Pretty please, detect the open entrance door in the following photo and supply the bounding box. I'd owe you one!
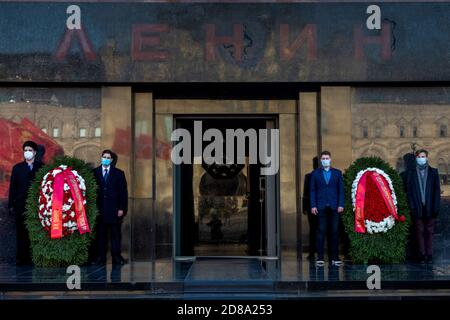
[174,117,278,258]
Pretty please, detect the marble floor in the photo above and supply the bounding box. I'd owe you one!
[3,241,450,300]
[4,252,450,285]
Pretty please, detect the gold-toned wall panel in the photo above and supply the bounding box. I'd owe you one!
[101,86,132,259]
[320,87,352,170]
[154,114,174,257]
[279,114,298,248]
[131,92,155,260]
[134,92,154,199]
[101,86,133,193]
[299,92,318,249]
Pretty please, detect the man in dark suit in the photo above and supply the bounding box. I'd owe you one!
[8,140,44,265]
[406,149,440,264]
[310,151,345,267]
[93,149,128,265]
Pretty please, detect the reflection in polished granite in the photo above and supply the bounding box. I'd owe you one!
[185,259,269,280]
[434,198,450,262]
[2,255,450,288]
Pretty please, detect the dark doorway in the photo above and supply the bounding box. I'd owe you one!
[174,117,277,257]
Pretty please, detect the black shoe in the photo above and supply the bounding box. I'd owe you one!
[112,257,127,265]
[426,255,433,264]
[93,257,106,265]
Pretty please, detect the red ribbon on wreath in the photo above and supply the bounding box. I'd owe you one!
[50,168,91,239]
[354,171,399,233]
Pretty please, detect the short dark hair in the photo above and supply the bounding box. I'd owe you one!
[101,149,113,157]
[415,149,429,157]
[320,150,331,157]
[23,140,38,151]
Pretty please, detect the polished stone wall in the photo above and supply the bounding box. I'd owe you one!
[0,3,449,83]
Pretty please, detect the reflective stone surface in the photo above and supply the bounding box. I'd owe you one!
[2,254,450,289]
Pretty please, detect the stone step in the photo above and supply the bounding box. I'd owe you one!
[183,279,274,293]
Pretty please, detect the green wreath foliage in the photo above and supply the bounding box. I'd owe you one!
[343,157,411,264]
[25,156,98,267]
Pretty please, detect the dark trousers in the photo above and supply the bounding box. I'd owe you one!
[414,216,434,257]
[16,214,32,265]
[97,221,122,261]
[307,213,318,256]
[316,207,339,261]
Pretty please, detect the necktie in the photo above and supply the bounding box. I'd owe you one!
[103,168,108,181]
[28,164,33,171]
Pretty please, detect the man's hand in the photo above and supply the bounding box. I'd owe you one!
[337,207,344,214]
[118,210,124,218]
[311,207,318,215]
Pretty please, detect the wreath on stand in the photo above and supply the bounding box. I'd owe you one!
[25,156,98,267]
[343,157,410,264]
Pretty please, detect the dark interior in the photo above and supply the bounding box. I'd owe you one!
[176,117,269,256]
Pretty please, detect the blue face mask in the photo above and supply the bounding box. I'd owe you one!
[101,158,111,166]
[321,159,331,167]
[416,157,427,166]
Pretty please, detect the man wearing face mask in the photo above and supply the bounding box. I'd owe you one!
[8,140,44,265]
[93,150,128,265]
[406,149,440,264]
[310,151,345,267]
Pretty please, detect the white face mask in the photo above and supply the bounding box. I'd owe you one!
[24,150,35,161]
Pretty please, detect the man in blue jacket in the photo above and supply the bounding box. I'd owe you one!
[310,151,345,267]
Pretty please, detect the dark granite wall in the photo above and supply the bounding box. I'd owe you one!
[0,2,448,82]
